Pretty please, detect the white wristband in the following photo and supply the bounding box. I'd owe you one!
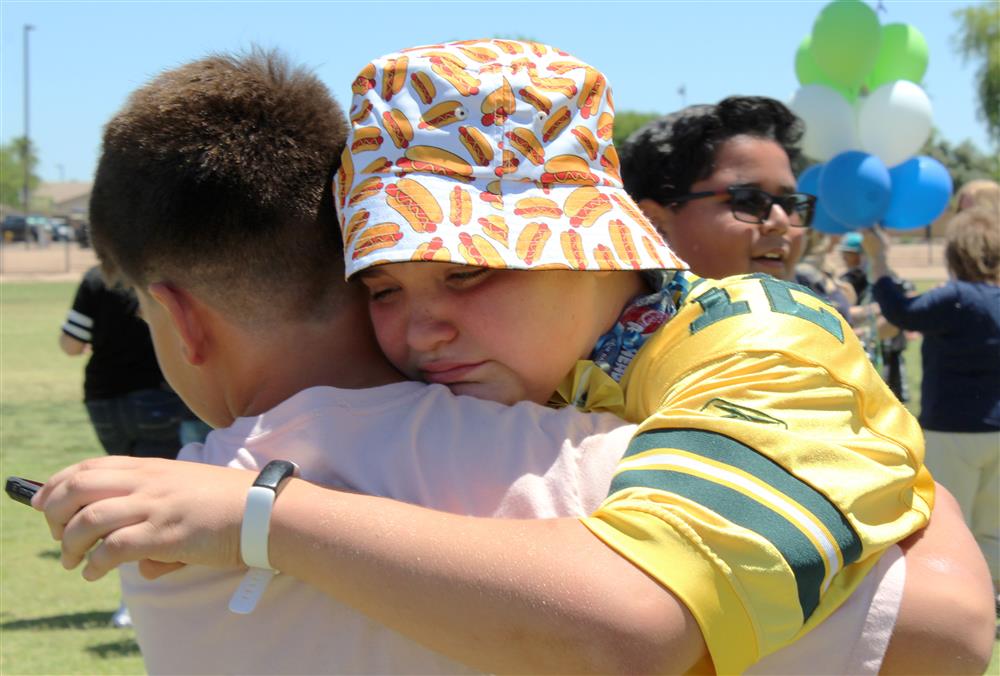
[229,460,297,615]
[240,485,279,569]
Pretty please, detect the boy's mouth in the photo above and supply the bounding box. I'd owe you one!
[420,361,486,384]
[750,249,787,272]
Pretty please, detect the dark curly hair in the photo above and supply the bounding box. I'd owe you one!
[90,48,349,325]
[620,96,804,206]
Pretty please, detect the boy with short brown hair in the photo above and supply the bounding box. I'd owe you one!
[91,48,349,328]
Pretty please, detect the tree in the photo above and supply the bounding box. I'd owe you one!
[0,137,40,210]
[612,111,662,148]
[952,2,1000,145]
[920,128,999,189]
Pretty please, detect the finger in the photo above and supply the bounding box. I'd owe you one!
[41,467,151,541]
[139,560,186,579]
[59,494,149,570]
[82,520,172,581]
[34,455,150,511]
[33,458,93,508]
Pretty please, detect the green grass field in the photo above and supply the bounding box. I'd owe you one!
[0,280,995,674]
[1,282,145,675]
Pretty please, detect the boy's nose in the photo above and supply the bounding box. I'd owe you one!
[406,306,459,354]
[761,204,791,234]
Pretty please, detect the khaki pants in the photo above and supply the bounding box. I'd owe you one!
[923,429,1000,586]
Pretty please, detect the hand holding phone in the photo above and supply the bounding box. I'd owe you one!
[5,476,43,506]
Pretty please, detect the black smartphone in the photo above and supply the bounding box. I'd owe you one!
[5,476,43,506]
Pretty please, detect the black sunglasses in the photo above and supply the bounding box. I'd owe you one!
[668,187,816,228]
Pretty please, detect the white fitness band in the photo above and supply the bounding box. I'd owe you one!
[228,460,298,615]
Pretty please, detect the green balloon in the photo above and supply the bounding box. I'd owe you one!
[865,23,929,90]
[796,36,827,85]
[796,34,860,102]
[811,0,882,88]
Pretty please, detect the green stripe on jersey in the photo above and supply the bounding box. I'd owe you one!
[612,429,863,619]
[609,468,826,620]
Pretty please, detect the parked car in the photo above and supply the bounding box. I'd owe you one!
[50,217,74,241]
[27,216,52,243]
[1,216,30,242]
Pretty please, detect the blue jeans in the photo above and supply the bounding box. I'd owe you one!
[85,388,185,459]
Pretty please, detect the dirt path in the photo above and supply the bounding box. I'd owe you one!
[0,242,99,282]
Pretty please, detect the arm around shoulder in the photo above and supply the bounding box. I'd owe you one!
[269,478,709,674]
[35,455,708,673]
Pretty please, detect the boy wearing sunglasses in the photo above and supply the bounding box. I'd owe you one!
[621,96,814,283]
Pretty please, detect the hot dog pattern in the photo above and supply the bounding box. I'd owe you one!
[337,39,688,274]
[449,186,472,227]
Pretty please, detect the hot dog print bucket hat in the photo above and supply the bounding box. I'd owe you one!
[336,39,688,275]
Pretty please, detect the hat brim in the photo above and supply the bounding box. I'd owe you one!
[342,172,688,276]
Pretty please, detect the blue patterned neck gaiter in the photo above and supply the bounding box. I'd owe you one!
[589,270,691,382]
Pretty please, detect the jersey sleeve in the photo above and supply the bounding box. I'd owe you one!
[62,274,98,343]
[580,274,933,674]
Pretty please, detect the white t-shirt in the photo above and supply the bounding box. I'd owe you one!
[121,382,903,674]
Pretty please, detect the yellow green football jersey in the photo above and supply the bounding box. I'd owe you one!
[567,273,933,675]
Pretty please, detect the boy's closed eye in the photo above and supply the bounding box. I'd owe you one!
[365,283,399,303]
[358,270,397,303]
[445,267,491,287]
[361,265,493,303]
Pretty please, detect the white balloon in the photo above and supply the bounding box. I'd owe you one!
[858,80,933,167]
[788,85,859,161]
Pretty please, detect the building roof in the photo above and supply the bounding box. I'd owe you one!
[0,203,24,219]
[34,181,92,205]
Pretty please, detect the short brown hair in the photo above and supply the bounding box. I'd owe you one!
[90,48,348,324]
[945,206,1000,283]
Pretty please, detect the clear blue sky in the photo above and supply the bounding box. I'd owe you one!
[1,0,993,183]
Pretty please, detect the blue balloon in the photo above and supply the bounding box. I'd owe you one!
[818,151,892,227]
[882,156,954,230]
[798,164,855,233]
[797,163,823,195]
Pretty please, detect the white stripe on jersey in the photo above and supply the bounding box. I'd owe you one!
[66,309,94,328]
[62,322,92,342]
[617,451,841,592]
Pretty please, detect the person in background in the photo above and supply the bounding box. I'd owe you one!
[59,265,187,627]
[839,232,911,402]
[838,232,868,298]
[794,229,855,319]
[617,98,909,397]
[864,211,1000,607]
[619,98,862,319]
[955,178,999,214]
[620,96,808,283]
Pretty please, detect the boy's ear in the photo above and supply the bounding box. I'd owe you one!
[146,282,208,366]
[637,198,673,237]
